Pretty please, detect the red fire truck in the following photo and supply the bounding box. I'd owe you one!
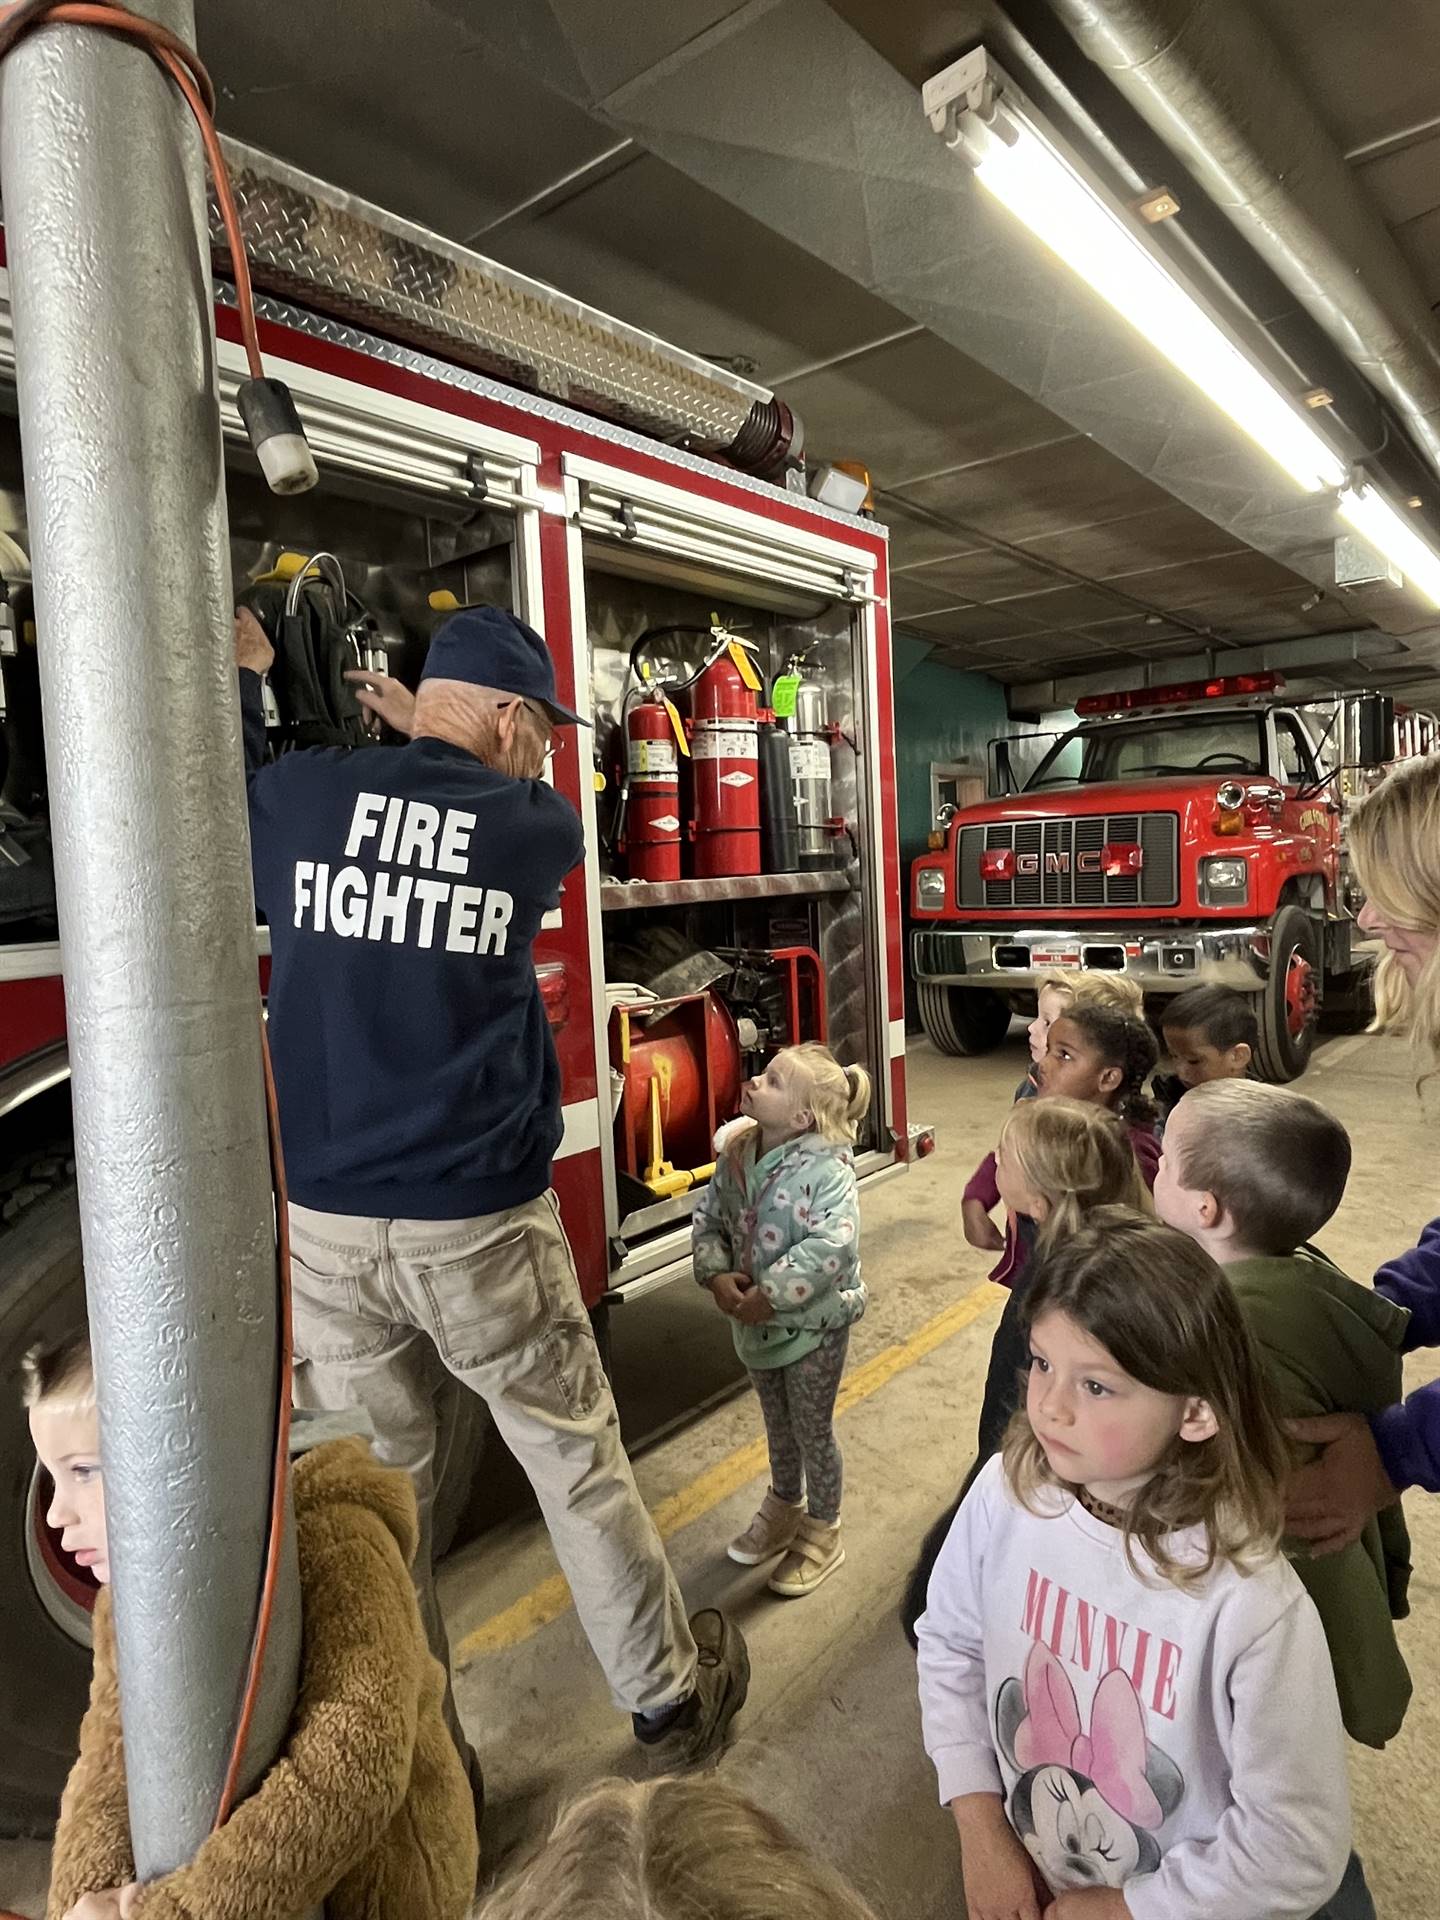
[0,143,917,1832]
[909,670,1424,1084]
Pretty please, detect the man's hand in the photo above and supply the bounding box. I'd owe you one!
[1044,1891,1129,1920]
[963,1197,1005,1254]
[234,606,274,676]
[1286,1412,1400,1555]
[64,1885,142,1920]
[709,1271,748,1315]
[732,1286,776,1327]
[953,1794,1045,1920]
[343,668,416,738]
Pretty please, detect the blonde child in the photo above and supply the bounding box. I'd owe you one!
[917,1210,1351,1920]
[25,1331,477,1920]
[474,1775,881,1920]
[902,1099,1150,1643]
[693,1042,871,1598]
[964,971,1146,1254]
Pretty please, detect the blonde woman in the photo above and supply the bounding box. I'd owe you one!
[474,1776,882,1920]
[1289,754,1440,1559]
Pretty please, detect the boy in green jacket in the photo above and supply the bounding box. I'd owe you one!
[1155,1079,1410,1917]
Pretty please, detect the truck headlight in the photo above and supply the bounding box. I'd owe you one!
[916,867,947,908]
[1199,855,1248,904]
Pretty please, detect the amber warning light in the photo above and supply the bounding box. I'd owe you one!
[1075,671,1283,716]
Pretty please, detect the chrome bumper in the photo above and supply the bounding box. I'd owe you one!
[911,923,1271,994]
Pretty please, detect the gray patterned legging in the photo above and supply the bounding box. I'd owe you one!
[748,1328,851,1524]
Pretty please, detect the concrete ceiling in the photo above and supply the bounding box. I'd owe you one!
[196,0,1440,710]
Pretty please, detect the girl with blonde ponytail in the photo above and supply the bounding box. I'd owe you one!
[693,1043,873,1598]
[902,1098,1151,1643]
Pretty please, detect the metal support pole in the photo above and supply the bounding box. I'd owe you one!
[0,2,301,1879]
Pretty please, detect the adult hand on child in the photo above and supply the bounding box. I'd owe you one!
[709,1271,749,1315]
[962,1197,1005,1254]
[954,1794,1045,1920]
[732,1286,775,1327]
[1286,1412,1400,1554]
[64,1886,142,1920]
[1043,1891,1129,1920]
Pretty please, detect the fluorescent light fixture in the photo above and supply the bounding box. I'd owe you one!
[922,50,1346,496]
[1338,480,1440,607]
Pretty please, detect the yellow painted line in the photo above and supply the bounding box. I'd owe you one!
[453,1280,1004,1666]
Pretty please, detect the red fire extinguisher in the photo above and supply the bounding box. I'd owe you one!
[690,655,761,877]
[623,695,683,882]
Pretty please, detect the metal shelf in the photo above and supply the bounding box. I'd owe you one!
[600,870,850,911]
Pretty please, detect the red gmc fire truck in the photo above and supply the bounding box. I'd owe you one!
[0,143,916,1832]
[910,670,1429,1083]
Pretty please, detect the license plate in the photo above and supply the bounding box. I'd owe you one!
[1031,950,1081,968]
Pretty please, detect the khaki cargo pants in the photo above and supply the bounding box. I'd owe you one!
[288,1191,697,1715]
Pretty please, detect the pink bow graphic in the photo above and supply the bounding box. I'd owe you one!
[1012,1641,1163,1831]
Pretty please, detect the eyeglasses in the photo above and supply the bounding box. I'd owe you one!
[499,697,557,766]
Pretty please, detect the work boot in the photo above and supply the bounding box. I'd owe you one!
[632,1609,750,1769]
[727,1487,804,1565]
[768,1515,844,1598]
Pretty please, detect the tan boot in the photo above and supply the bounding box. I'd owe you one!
[727,1488,805,1565]
[767,1515,845,1597]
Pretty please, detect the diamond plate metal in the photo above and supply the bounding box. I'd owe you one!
[212,138,764,448]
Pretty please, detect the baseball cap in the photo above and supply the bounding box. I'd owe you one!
[420,605,588,727]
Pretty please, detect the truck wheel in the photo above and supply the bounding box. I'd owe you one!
[1253,905,1322,1083]
[916,982,1011,1057]
[0,1167,93,1838]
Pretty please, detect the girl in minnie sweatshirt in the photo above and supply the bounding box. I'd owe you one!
[916,1209,1351,1920]
[693,1043,871,1601]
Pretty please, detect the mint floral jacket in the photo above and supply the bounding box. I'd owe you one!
[692,1124,867,1369]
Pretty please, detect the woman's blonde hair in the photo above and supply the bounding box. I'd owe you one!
[999,1097,1149,1248]
[1348,755,1440,1068]
[1035,969,1144,1019]
[776,1041,872,1145]
[1002,1207,1288,1590]
[474,1775,882,1920]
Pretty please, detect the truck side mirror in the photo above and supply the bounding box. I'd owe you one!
[1354,694,1395,769]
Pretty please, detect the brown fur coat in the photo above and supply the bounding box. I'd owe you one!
[46,1437,477,1920]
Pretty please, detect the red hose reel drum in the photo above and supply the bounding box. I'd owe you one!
[690,655,760,878]
[624,696,682,882]
[612,991,743,1186]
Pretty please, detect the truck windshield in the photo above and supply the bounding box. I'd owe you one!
[1024,713,1267,788]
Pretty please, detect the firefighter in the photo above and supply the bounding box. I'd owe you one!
[233,603,749,1773]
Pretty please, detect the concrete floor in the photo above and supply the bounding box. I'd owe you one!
[5,1024,1439,1915]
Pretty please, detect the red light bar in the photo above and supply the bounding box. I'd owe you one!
[1076,671,1284,717]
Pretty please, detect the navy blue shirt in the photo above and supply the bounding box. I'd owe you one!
[241,671,584,1219]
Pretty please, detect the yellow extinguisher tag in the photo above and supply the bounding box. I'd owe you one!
[664,696,690,756]
[727,639,763,693]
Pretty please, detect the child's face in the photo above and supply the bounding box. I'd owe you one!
[1163,1023,1250,1090]
[29,1400,110,1584]
[1026,1308,1217,1503]
[1035,1017,1121,1108]
[995,1130,1048,1221]
[1027,985,1070,1064]
[740,1058,810,1137]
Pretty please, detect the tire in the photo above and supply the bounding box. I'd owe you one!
[916,980,1012,1057]
[1253,904,1322,1084]
[0,1169,93,1838]
[428,1377,489,1563]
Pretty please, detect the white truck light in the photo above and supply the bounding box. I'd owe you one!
[1200,855,1249,904]
[916,867,947,906]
